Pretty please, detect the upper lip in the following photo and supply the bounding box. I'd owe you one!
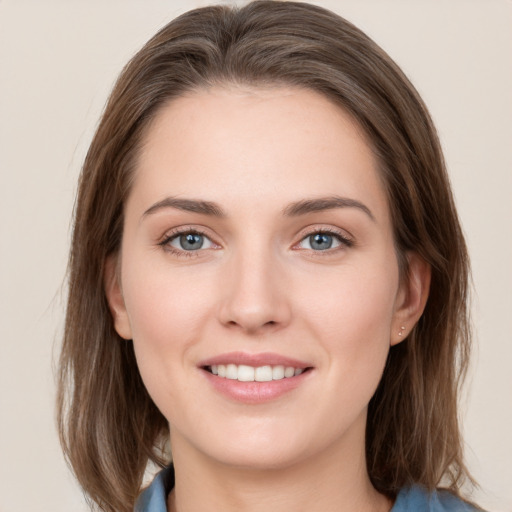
[198,351,312,369]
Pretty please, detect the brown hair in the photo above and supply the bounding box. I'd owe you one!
[57,2,473,511]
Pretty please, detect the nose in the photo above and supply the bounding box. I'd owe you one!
[217,246,292,335]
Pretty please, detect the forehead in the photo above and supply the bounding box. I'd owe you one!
[130,85,389,222]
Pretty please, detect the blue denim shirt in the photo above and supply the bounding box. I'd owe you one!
[135,466,478,511]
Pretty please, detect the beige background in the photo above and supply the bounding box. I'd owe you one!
[0,1,511,510]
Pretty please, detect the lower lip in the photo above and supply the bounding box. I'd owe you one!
[202,369,311,404]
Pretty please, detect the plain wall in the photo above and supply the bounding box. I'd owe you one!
[0,1,510,510]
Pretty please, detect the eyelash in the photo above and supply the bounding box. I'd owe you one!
[296,228,354,253]
[158,226,354,258]
[158,227,212,259]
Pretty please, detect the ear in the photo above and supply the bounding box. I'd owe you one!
[104,255,133,340]
[391,252,431,346]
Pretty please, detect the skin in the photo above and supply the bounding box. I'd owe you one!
[105,86,430,512]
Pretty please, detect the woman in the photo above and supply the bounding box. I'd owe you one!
[57,2,479,511]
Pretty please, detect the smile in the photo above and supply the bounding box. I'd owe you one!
[199,352,313,403]
[207,364,304,382]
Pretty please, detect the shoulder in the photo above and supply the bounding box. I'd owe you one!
[134,465,174,512]
[392,485,480,512]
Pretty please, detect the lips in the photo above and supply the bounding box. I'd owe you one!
[199,351,310,369]
[198,352,313,404]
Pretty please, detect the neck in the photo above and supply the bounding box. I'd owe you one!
[167,416,392,512]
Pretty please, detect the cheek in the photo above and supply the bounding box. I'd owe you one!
[119,253,218,401]
[297,259,399,388]
[121,241,217,338]
[300,257,397,326]
[125,275,210,345]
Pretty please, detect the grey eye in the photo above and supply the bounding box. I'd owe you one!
[310,233,333,250]
[169,232,213,251]
[298,232,343,251]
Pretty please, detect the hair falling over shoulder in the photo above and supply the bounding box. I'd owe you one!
[57,2,475,511]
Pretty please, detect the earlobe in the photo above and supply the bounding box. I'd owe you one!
[104,255,133,340]
[391,252,431,346]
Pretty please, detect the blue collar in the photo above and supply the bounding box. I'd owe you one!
[135,465,477,512]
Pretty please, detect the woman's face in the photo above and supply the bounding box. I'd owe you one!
[107,86,419,470]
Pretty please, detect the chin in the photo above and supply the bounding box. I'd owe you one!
[170,417,313,471]
[208,442,310,471]
[179,415,349,473]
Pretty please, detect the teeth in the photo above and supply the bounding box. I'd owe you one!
[255,365,272,382]
[212,364,306,382]
[226,364,238,379]
[237,365,255,382]
[272,365,285,380]
[284,366,295,378]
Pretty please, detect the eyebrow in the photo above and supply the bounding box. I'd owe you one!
[282,196,375,221]
[142,195,375,221]
[143,197,227,218]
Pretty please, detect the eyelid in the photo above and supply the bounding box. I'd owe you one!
[158,225,221,257]
[157,224,353,258]
[293,225,354,251]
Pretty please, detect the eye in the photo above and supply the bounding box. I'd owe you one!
[297,230,352,251]
[161,229,216,254]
